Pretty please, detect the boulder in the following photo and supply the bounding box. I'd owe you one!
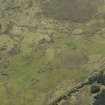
[90,84,100,94]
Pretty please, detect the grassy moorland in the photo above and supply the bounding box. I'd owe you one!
[0,0,105,105]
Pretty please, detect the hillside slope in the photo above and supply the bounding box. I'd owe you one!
[0,0,105,105]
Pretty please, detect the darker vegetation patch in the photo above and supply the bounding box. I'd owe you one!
[41,0,99,23]
[54,50,89,69]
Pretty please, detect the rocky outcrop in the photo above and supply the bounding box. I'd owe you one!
[93,90,105,105]
[48,70,105,105]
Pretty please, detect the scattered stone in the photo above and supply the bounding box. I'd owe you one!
[59,100,70,105]
[93,89,105,105]
[97,71,105,85]
[88,73,98,84]
[90,83,100,94]
[88,71,105,85]
[48,70,105,105]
